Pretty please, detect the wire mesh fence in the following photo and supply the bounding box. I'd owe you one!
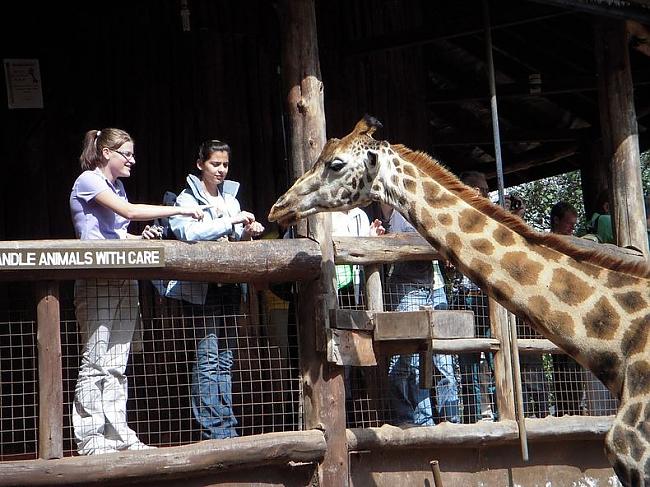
[342,266,618,429]
[0,265,620,459]
[0,306,38,460]
[58,279,302,456]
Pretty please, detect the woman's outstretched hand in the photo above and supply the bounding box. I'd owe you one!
[179,206,205,220]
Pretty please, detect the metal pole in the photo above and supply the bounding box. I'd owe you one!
[509,313,529,462]
[483,0,505,206]
[429,460,444,487]
[483,0,529,462]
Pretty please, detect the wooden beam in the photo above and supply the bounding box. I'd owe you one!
[484,144,579,179]
[0,239,322,283]
[334,233,441,264]
[346,416,613,451]
[0,431,326,486]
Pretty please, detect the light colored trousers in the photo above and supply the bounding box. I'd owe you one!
[73,279,141,453]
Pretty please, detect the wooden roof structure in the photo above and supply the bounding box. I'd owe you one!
[0,0,648,237]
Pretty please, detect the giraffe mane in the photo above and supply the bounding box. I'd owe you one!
[391,144,650,279]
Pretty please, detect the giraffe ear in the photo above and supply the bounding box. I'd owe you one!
[353,115,383,138]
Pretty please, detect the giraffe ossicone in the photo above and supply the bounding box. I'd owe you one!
[269,116,650,487]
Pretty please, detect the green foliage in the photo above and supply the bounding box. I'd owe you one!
[507,151,650,233]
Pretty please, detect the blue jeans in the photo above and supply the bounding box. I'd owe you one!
[388,285,460,425]
[189,284,239,439]
[453,291,497,423]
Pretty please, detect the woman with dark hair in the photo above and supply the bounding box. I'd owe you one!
[158,139,263,439]
[70,128,204,455]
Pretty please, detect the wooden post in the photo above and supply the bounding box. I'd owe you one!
[280,1,348,485]
[35,281,63,459]
[595,18,649,256]
[364,264,389,421]
[490,299,515,421]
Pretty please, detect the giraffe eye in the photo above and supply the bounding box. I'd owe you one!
[328,159,346,172]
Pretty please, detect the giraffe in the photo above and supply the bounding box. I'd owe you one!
[268,116,650,486]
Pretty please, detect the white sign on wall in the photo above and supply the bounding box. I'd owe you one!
[3,58,44,109]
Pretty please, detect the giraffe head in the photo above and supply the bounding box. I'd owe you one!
[268,115,387,226]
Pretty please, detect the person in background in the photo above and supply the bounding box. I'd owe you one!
[158,139,264,440]
[331,209,385,307]
[70,128,204,455]
[550,201,578,236]
[386,206,460,425]
[587,191,614,244]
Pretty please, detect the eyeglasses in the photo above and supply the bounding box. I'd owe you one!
[111,149,135,161]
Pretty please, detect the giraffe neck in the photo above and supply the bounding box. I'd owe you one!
[377,151,649,398]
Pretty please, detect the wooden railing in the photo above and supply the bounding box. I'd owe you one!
[0,234,625,485]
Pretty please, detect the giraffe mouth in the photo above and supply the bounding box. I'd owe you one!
[268,206,299,226]
[268,206,321,227]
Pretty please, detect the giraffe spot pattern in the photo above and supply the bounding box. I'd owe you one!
[548,310,576,338]
[628,429,645,462]
[445,232,462,256]
[350,177,358,190]
[549,268,594,306]
[459,208,488,233]
[627,360,650,396]
[470,258,493,280]
[501,251,544,286]
[438,213,452,226]
[422,181,440,199]
[391,174,400,186]
[614,291,646,314]
[607,272,640,288]
[589,351,620,389]
[611,426,629,457]
[584,297,620,340]
[404,164,417,178]
[622,316,650,357]
[493,227,516,246]
[531,244,562,263]
[392,157,400,168]
[403,178,417,193]
[470,238,495,255]
[622,403,642,426]
[568,259,602,279]
[491,280,514,302]
[528,295,550,320]
[428,192,456,209]
[420,210,436,235]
